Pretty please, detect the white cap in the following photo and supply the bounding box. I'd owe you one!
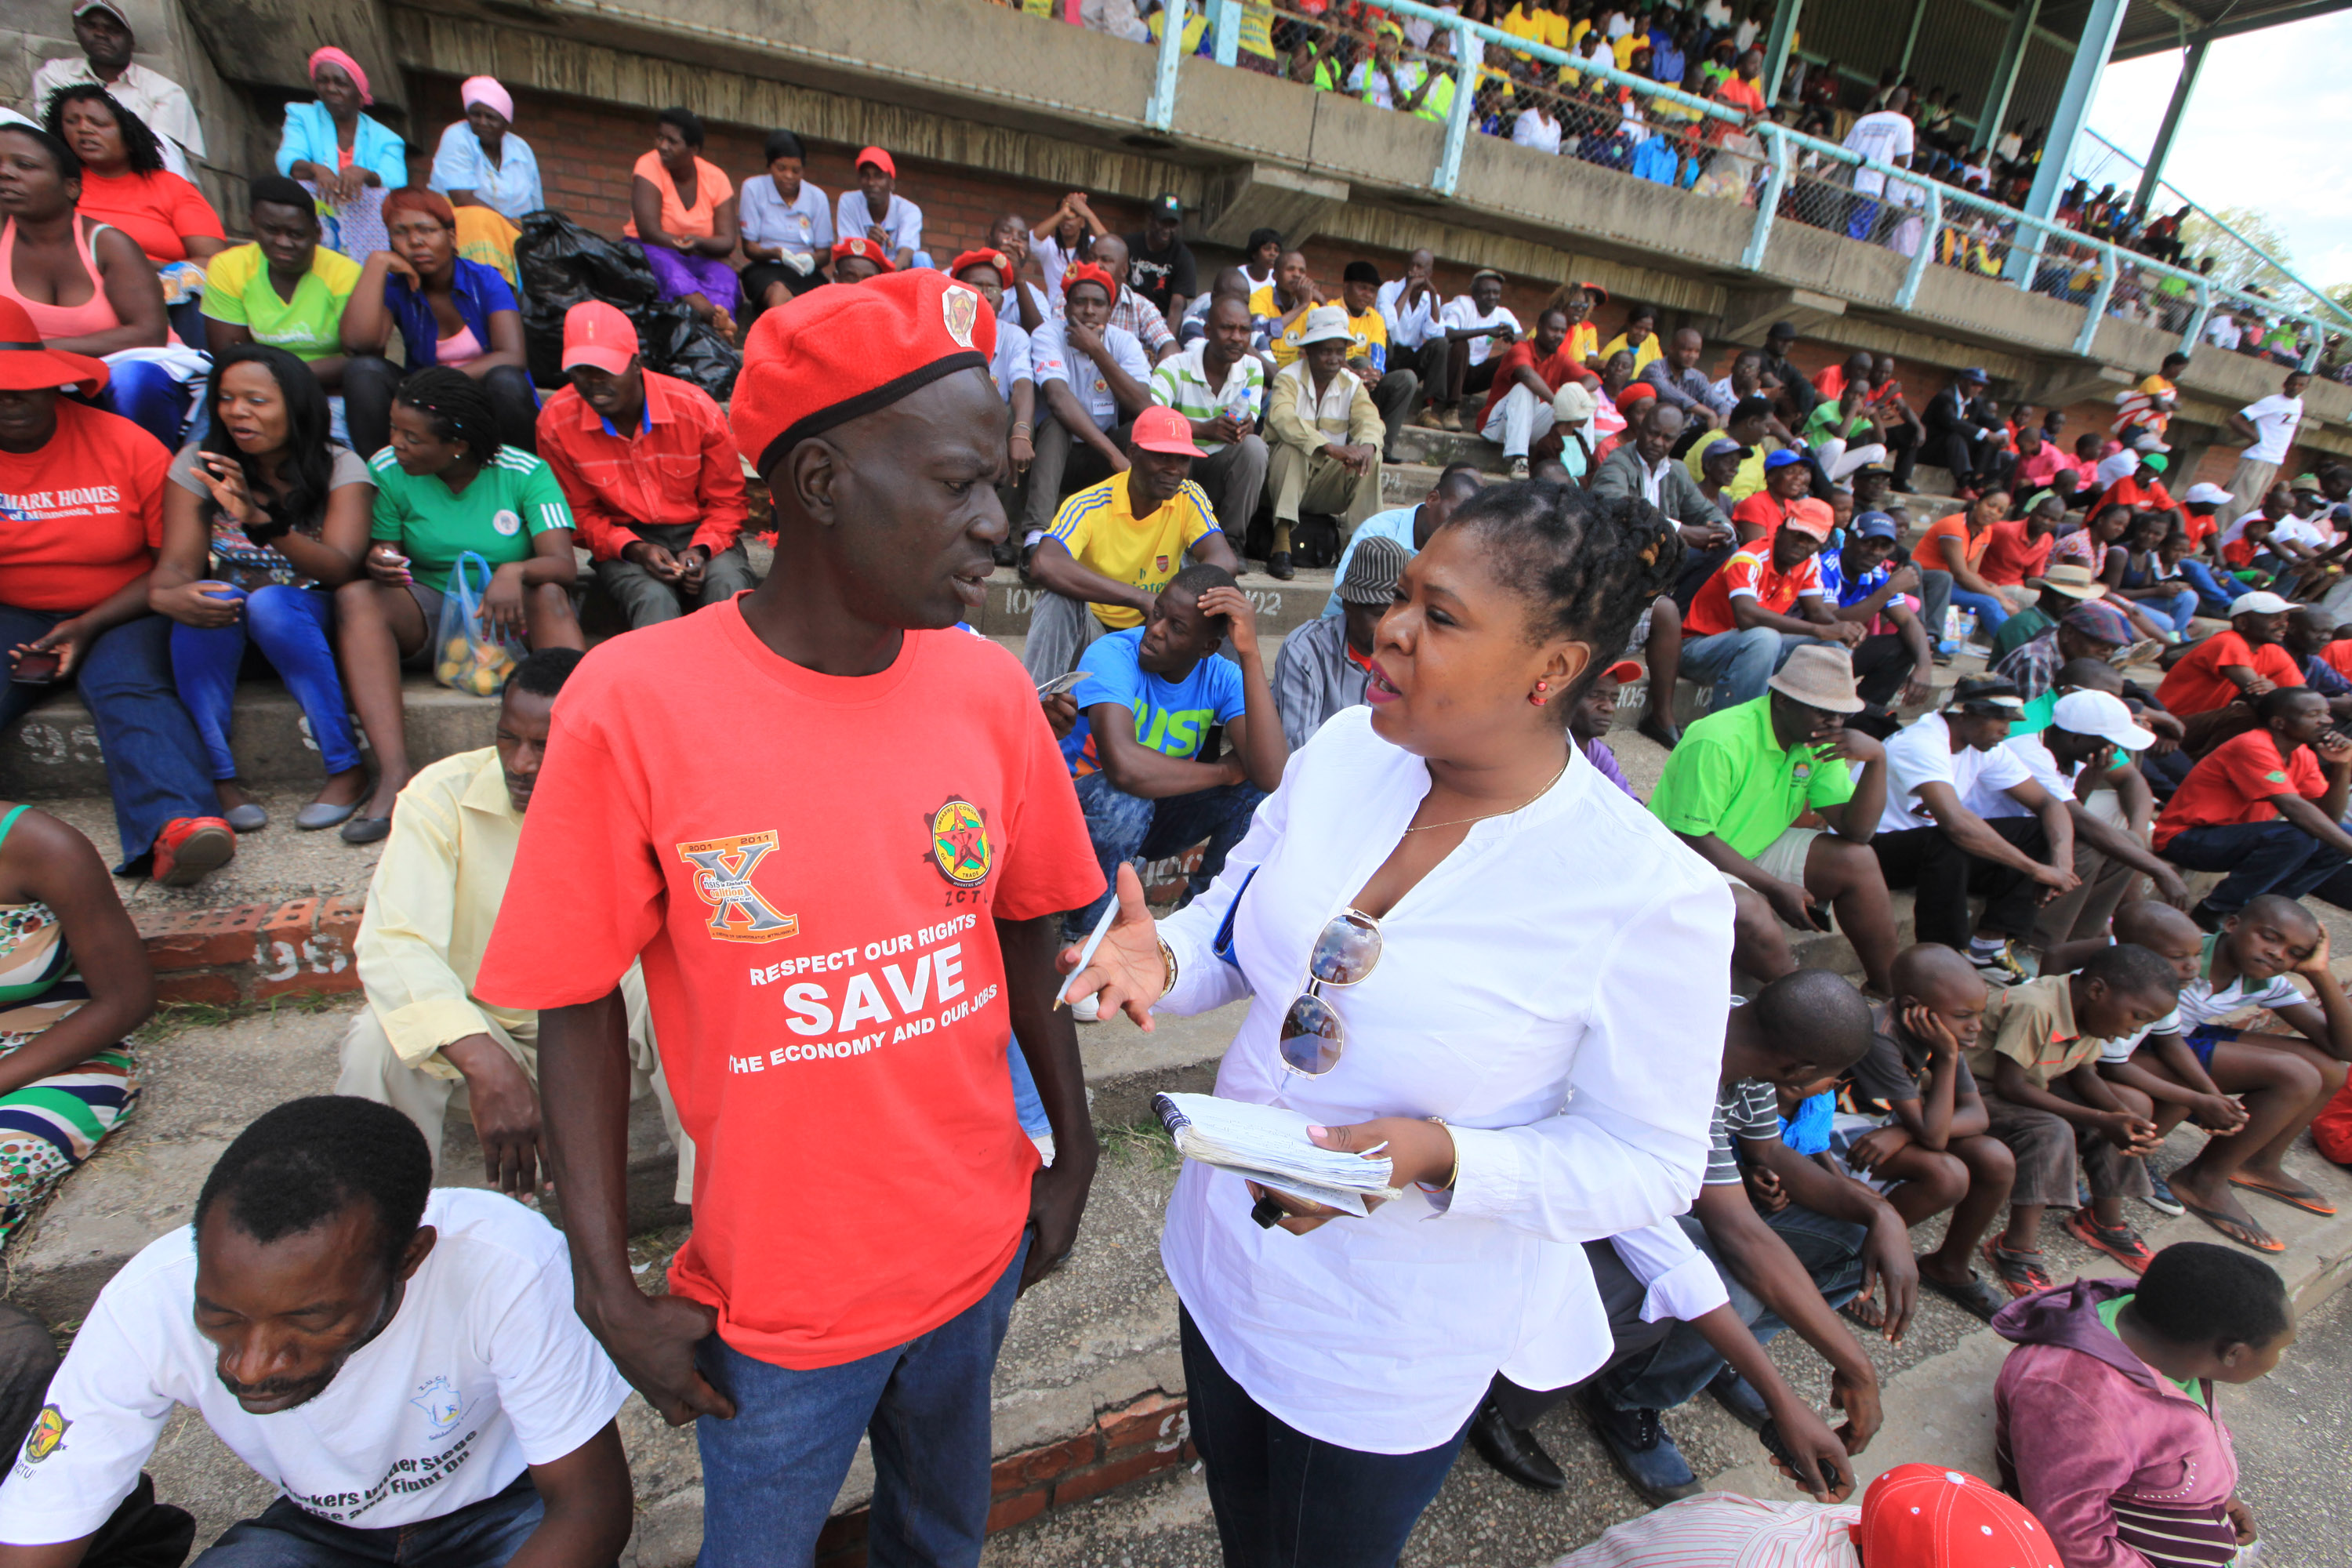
[2051,689,2154,752]
[2184,482,2233,507]
[1294,304,1355,347]
[1553,381,1597,423]
[2229,590,2294,617]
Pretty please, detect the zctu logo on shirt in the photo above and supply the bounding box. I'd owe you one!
[927,798,993,889]
[409,1376,463,1435]
[492,508,522,536]
[20,1405,67,1464]
[677,831,800,943]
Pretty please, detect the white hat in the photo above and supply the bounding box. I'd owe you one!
[2051,689,2154,752]
[1294,304,1355,347]
[2183,482,2233,507]
[2229,590,2294,617]
[1553,381,1597,423]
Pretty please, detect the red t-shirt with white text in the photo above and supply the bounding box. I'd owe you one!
[474,609,1104,1368]
[0,401,169,612]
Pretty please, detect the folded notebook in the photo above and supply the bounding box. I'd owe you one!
[1152,1091,1398,1217]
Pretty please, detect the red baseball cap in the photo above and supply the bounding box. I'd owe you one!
[947,249,1012,286]
[1787,495,1835,540]
[831,236,895,274]
[854,145,896,178]
[1602,658,1643,683]
[730,268,996,481]
[1131,405,1206,459]
[1856,1465,2057,1568]
[560,300,637,376]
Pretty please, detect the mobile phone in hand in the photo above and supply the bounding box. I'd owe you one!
[1036,670,1091,698]
[11,650,62,685]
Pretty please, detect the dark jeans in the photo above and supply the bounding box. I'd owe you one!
[1885,417,1922,492]
[1179,1304,1469,1568]
[194,1472,540,1568]
[1490,1239,1679,1430]
[0,608,216,871]
[1874,815,2052,946]
[343,358,540,461]
[1849,633,1917,710]
[2161,818,2352,916]
[1599,1206,1867,1414]
[1069,772,1266,937]
[694,1235,1029,1568]
[589,522,760,628]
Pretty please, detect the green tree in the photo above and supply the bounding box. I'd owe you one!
[2180,206,2299,296]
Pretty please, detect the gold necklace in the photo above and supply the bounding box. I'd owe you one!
[1402,753,1573,833]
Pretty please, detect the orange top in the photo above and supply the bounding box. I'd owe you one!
[1909,513,1987,575]
[625,151,733,241]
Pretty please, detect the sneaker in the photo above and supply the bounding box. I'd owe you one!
[1969,939,2029,984]
[2143,1167,2186,1218]
[1577,1388,1701,1506]
[2065,1208,2156,1274]
[1704,1368,1772,1432]
[152,815,235,887]
[1508,457,1530,479]
[1439,405,1463,432]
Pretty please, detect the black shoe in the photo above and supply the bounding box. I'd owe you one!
[990,539,1018,568]
[1705,1368,1772,1432]
[1577,1388,1701,1506]
[1267,550,1295,580]
[1018,540,1040,583]
[1466,1399,1566,1492]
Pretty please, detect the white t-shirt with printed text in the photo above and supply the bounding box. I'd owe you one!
[0,1189,628,1543]
[2238,392,2305,465]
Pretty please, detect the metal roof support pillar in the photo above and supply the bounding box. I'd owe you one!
[2006,0,2127,280]
[1761,0,1802,109]
[1976,0,2042,157]
[1898,0,1928,72]
[2132,35,2207,216]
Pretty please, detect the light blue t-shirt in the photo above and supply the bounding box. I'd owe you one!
[1061,627,1246,779]
[1322,505,1421,619]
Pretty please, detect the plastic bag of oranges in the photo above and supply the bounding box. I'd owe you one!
[429,551,528,697]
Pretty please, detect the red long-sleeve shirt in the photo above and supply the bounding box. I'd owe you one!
[535,371,748,561]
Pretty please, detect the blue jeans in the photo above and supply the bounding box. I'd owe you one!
[1599,1205,1867,1414]
[194,1472,541,1568]
[1007,1038,1050,1138]
[2176,559,2241,619]
[1675,628,1834,713]
[1068,771,1267,937]
[0,608,216,871]
[2160,818,2351,916]
[1949,586,2009,637]
[169,586,363,779]
[89,360,197,450]
[2125,585,2201,637]
[693,1233,1030,1568]
[1179,1304,1469,1568]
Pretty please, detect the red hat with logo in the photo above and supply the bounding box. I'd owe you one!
[854,145,897,178]
[730,268,996,481]
[1130,405,1206,459]
[1062,261,1120,301]
[947,249,1013,286]
[832,236,895,274]
[559,300,637,376]
[1854,1465,2057,1568]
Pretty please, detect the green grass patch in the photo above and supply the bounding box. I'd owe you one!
[136,990,349,1043]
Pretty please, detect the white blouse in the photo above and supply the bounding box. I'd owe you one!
[1156,706,1733,1453]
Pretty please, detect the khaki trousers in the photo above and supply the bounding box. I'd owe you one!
[336,989,693,1205]
[1268,442,1384,554]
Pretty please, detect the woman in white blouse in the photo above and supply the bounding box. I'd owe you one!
[1065,484,1733,1564]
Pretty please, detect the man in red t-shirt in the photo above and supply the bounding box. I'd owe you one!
[0,303,230,884]
[473,272,1105,1564]
[1475,306,1581,477]
[2155,591,2304,717]
[1679,507,1863,710]
[1730,448,1810,542]
[2155,687,2352,924]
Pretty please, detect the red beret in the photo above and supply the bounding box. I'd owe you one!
[947,249,1012,285]
[1062,261,1119,301]
[1615,382,1657,405]
[831,236,895,273]
[730,270,998,481]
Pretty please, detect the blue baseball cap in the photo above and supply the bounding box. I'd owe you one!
[1958,366,1988,383]
[1763,448,1805,470]
[1853,511,1900,540]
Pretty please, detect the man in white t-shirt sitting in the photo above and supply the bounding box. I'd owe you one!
[2223,368,2310,524]
[0,1097,633,1568]
[1433,269,1520,432]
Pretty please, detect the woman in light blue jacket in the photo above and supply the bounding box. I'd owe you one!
[274,47,406,257]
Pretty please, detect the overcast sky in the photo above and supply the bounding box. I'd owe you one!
[2084,13,2352,289]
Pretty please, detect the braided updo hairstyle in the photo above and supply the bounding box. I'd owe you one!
[394,366,504,467]
[1444,479,1684,712]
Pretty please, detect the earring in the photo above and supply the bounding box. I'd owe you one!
[1530,681,1549,707]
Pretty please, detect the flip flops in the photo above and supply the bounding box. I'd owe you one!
[1982,1237,2054,1298]
[2177,1194,2285,1254]
[1920,1269,2009,1323]
[2230,1173,2338,1218]
[2064,1210,2154,1274]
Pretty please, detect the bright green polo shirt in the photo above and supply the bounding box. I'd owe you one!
[368,447,574,582]
[200,243,360,362]
[1648,694,1857,858]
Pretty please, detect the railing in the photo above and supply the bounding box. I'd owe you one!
[1057,0,2342,374]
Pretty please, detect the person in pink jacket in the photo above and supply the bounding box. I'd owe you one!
[1992,1243,2293,1568]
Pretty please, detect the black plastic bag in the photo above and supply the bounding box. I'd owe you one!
[637,300,741,402]
[513,209,738,399]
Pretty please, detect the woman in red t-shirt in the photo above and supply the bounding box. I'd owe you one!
[1910,489,2013,646]
[0,304,232,884]
[43,86,225,268]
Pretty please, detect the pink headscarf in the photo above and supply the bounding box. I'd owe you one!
[459,75,514,124]
[307,45,372,105]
